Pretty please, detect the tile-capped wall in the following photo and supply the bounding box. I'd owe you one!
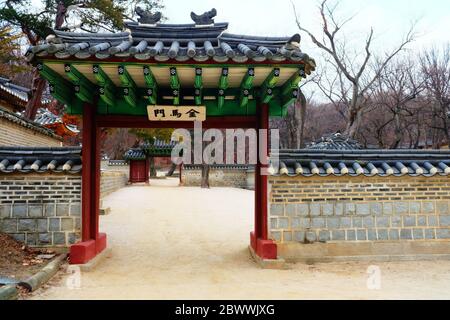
[269,176,450,243]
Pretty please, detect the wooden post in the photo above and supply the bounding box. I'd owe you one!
[252,101,277,259]
[81,103,93,242]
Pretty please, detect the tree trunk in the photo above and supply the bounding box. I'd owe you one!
[201,164,210,189]
[295,89,307,148]
[149,157,156,177]
[24,71,46,119]
[167,163,177,176]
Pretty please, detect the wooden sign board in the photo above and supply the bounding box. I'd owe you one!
[147,105,206,121]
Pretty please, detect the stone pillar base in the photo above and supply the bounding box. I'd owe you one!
[250,231,277,260]
[70,233,107,264]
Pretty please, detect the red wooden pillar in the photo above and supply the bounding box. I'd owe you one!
[251,102,277,260]
[70,103,106,264]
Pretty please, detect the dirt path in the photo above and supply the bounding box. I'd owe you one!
[29,178,450,300]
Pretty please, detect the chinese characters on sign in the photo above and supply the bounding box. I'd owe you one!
[147,106,206,121]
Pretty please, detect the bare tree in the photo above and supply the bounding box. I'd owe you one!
[292,0,417,138]
[420,45,450,148]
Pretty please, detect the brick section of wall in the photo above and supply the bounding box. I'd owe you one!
[100,171,128,198]
[182,169,249,188]
[0,174,81,246]
[269,176,450,243]
[0,118,62,147]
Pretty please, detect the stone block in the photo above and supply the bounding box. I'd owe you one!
[53,232,66,245]
[294,231,306,242]
[383,203,393,215]
[344,203,356,215]
[18,219,36,232]
[346,230,356,241]
[290,217,300,229]
[391,216,402,228]
[12,204,27,218]
[356,203,370,216]
[417,216,427,227]
[357,229,367,241]
[75,217,81,230]
[425,229,435,240]
[318,230,330,243]
[0,205,11,218]
[270,218,277,229]
[423,202,435,214]
[436,229,450,239]
[310,203,321,216]
[270,204,283,216]
[331,230,345,241]
[306,231,317,243]
[1,219,18,233]
[428,216,438,227]
[70,203,81,216]
[285,204,296,216]
[283,231,293,242]
[278,217,289,229]
[326,217,340,229]
[400,229,413,240]
[394,202,409,215]
[410,202,421,214]
[37,219,48,232]
[371,203,382,216]
[68,232,78,244]
[367,229,377,241]
[436,202,449,215]
[297,204,309,216]
[352,217,363,228]
[389,229,400,240]
[322,204,334,216]
[38,233,52,245]
[26,233,37,246]
[413,229,424,240]
[403,216,416,227]
[340,217,352,228]
[44,203,56,217]
[56,204,70,217]
[49,218,60,231]
[11,233,25,242]
[439,215,450,227]
[363,217,374,228]
[335,203,344,216]
[61,218,74,231]
[270,231,281,241]
[376,217,390,228]
[28,205,43,218]
[377,229,389,240]
[312,217,325,228]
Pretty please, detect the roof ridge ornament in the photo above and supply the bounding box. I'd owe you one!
[190,8,217,25]
[135,6,162,25]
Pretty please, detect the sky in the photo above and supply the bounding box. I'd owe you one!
[162,0,449,54]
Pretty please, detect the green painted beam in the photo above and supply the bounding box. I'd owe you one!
[281,68,302,96]
[118,65,137,107]
[261,68,280,103]
[37,63,74,106]
[239,68,255,108]
[143,65,157,105]
[218,67,229,109]
[93,65,115,107]
[281,87,299,110]
[169,67,180,105]
[194,67,202,105]
[64,64,93,103]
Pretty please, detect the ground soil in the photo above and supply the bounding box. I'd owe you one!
[27,178,450,300]
[0,233,51,282]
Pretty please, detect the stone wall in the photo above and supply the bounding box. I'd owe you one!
[0,117,62,147]
[0,174,81,247]
[269,176,450,244]
[0,171,128,247]
[100,171,128,197]
[181,167,252,189]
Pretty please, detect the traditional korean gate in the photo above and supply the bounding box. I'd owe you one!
[28,8,315,264]
[130,160,148,183]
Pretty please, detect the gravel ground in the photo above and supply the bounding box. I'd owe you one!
[29,178,450,300]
